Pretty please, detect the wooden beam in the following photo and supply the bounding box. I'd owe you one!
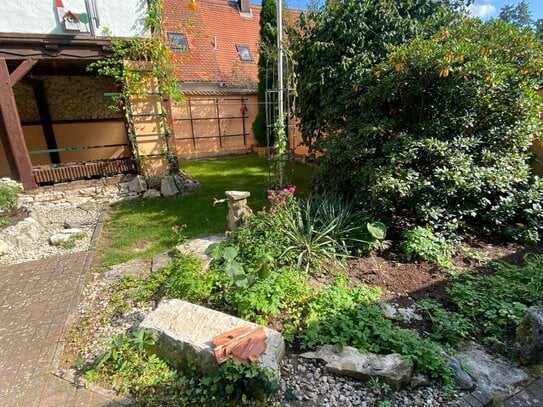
[9,58,37,85]
[32,80,60,164]
[0,58,37,190]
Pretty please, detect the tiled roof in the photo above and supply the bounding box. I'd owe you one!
[163,0,261,87]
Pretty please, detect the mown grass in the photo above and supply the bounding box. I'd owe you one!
[98,155,314,268]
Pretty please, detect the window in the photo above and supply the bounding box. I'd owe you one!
[168,32,189,52]
[236,44,253,62]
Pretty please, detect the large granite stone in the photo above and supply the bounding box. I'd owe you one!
[160,176,180,197]
[455,342,529,397]
[128,175,147,193]
[300,345,412,390]
[140,299,284,375]
[516,306,543,364]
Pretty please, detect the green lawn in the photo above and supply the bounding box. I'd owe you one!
[99,155,314,268]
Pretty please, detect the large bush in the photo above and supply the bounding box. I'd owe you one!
[294,0,458,151]
[311,19,543,242]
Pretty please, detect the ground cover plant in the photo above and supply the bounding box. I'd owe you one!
[99,155,313,268]
[0,185,19,229]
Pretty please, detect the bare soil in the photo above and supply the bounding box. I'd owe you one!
[347,237,543,304]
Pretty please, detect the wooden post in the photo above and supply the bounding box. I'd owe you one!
[0,58,38,189]
[32,80,60,164]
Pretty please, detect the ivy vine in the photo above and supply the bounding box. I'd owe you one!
[88,0,182,174]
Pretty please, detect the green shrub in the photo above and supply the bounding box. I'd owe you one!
[226,193,378,273]
[0,185,18,213]
[86,331,278,406]
[298,277,453,384]
[308,18,543,242]
[229,268,313,326]
[401,226,454,266]
[166,254,213,303]
[417,299,474,348]
[448,253,543,354]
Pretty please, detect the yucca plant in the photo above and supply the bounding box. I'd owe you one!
[278,194,370,273]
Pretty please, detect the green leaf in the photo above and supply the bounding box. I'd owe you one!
[223,246,239,261]
[367,222,387,240]
[225,259,243,277]
[205,243,222,259]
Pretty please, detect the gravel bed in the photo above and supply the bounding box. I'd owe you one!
[279,355,459,407]
[0,201,104,266]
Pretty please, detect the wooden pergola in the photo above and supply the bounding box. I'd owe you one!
[0,34,113,189]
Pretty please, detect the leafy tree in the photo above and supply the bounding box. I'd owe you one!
[499,1,532,29]
[293,0,458,153]
[536,18,543,40]
[253,0,278,147]
[311,19,543,242]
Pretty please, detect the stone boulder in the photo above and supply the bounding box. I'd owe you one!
[0,239,11,256]
[140,299,284,375]
[516,306,543,364]
[177,234,226,269]
[160,176,180,197]
[455,342,529,397]
[300,345,412,390]
[143,189,161,199]
[445,354,474,390]
[151,252,173,273]
[128,175,147,193]
[4,217,43,247]
[49,233,71,246]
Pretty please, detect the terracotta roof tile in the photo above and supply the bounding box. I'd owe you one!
[163,0,261,87]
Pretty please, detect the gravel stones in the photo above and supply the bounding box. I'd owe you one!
[300,345,412,390]
[0,202,102,266]
[279,355,456,406]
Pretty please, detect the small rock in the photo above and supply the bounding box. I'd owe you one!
[0,239,11,256]
[49,233,71,246]
[516,306,543,364]
[61,228,84,235]
[143,189,161,199]
[445,355,474,390]
[409,373,431,389]
[160,176,179,196]
[151,252,173,273]
[128,175,147,193]
[300,345,412,390]
[104,258,148,283]
[63,221,82,229]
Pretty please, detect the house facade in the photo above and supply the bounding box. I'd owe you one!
[0,0,149,189]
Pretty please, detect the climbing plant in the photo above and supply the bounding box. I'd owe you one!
[88,0,182,173]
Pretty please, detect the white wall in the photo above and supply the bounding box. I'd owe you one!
[0,0,149,38]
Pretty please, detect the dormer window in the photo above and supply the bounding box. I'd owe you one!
[168,32,189,52]
[236,44,252,62]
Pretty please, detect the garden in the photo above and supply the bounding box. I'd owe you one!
[60,1,543,406]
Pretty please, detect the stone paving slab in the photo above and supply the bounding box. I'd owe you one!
[0,253,118,407]
[504,378,543,407]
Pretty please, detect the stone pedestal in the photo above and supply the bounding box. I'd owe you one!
[225,191,253,231]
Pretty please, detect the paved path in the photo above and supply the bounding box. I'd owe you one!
[505,378,543,407]
[0,253,120,407]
